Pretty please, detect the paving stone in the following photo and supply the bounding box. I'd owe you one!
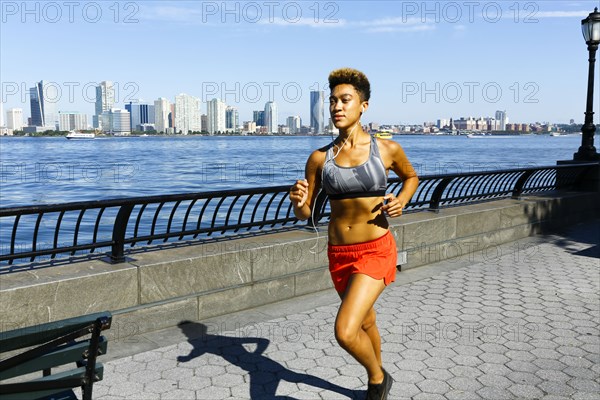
[506,360,538,373]
[412,393,446,400]
[144,379,178,394]
[478,352,510,364]
[392,381,421,397]
[537,380,576,397]
[571,392,600,400]
[447,376,483,392]
[568,378,600,393]
[445,389,481,399]
[449,365,482,379]
[178,376,212,391]
[416,379,451,394]
[106,381,144,398]
[507,371,542,386]
[507,383,544,399]
[476,386,513,399]
[394,369,425,384]
[420,368,453,381]
[535,369,571,383]
[477,373,512,389]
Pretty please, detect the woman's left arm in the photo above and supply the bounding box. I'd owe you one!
[381,140,419,217]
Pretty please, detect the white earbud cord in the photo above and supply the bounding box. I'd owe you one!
[308,119,361,254]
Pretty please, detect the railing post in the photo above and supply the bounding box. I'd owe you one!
[429,177,453,212]
[512,170,536,199]
[110,204,134,264]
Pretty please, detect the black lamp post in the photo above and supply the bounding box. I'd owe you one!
[575,7,600,161]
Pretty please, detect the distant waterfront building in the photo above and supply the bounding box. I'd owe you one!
[94,81,115,128]
[243,121,257,134]
[100,108,131,135]
[201,114,208,132]
[169,104,176,128]
[327,118,339,135]
[253,110,264,127]
[207,98,226,134]
[154,98,170,133]
[264,101,278,133]
[125,101,155,131]
[6,108,24,131]
[225,106,239,133]
[175,93,201,134]
[287,116,301,134]
[310,90,325,134]
[58,112,88,131]
[495,110,508,131]
[29,80,58,129]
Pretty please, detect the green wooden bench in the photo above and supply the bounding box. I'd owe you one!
[0,312,112,400]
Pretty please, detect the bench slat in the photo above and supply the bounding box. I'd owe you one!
[0,364,103,400]
[0,337,107,381]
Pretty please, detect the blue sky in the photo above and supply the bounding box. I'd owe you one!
[1,0,599,126]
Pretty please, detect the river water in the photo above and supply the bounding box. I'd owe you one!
[0,134,582,207]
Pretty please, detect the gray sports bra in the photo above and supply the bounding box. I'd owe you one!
[322,135,387,200]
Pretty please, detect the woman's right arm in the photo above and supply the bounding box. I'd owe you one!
[289,150,323,221]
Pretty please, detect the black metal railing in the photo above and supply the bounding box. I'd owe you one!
[0,163,596,270]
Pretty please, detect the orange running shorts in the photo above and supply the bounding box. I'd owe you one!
[327,230,397,294]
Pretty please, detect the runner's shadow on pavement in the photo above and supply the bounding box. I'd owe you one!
[177,321,361,400]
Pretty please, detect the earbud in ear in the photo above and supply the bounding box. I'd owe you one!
[361,106,364,112]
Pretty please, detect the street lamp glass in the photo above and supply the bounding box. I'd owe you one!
[581,7,600,44]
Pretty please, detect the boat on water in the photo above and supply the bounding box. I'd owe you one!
[374,131,393,139]
[66,131,95,140]
[466,133,516,139]
[551,132,581,137]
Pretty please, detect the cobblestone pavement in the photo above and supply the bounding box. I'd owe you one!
[91,221,599,399]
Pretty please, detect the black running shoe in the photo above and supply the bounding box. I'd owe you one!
[366,368,393,400]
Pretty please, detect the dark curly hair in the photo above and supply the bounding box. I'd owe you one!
[328,68,371,102]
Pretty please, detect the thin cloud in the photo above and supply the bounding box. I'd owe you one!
[534,10,591,18]
[257,18,348,27]
[365,25,435,33]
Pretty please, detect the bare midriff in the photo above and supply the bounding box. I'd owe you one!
[327,196,389,245]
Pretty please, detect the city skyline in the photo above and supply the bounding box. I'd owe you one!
[1,1,599,126]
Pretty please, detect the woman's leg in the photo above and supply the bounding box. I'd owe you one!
[362,307,382,368]
[335,273,386,384]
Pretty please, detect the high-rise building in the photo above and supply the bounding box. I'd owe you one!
[287,116,301,134]
[154,98,170,133]
[495,110,508,131]
[310,90,325,134]
[6,108,24,131]
[175,93,201,134]
[29,80,58,128]
[169,104,176,128]
[94,81,115,128]
[100,108,131,135]
[225,106,238,132]
[125,101,155,131]
[253,110,264,126]
[207,98,226,134]
[264,101,278,133]
[201,114,208,132]
[58,112,88,131]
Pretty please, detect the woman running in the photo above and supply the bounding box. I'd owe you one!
[289,68,419,399]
